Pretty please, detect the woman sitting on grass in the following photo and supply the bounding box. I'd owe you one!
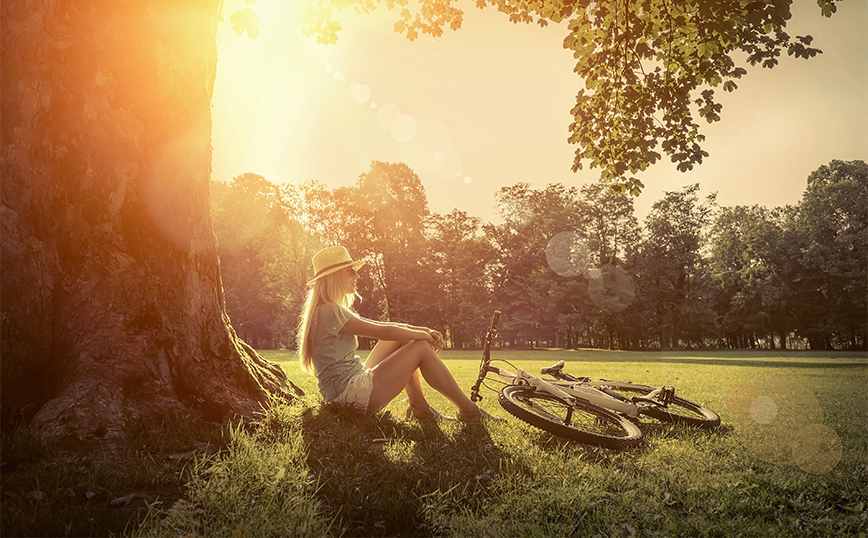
[297,245,498,423]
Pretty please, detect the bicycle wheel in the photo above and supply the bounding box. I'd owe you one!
[498,385,643,450]
[598,382,720,429]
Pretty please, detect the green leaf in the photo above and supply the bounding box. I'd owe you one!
[229,8,263,39]
[819,1,837,18]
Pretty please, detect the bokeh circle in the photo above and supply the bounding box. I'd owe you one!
[791,424,842,475]
[545,232,591,278]
[587,264,635,313]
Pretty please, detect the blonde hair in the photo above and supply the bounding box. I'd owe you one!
[297,268,357,373]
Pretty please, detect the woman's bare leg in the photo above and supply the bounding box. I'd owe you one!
[365,340,427,409]
[367,340,477,414]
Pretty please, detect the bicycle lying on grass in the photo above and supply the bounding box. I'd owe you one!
[469,311,720,450]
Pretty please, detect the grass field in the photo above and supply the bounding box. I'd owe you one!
[3,349,866,537]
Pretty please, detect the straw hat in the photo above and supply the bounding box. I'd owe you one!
[307,246,365,285]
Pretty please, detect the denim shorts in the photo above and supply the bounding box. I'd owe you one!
[333,368,373,413]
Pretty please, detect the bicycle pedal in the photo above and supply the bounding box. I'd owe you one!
[660,386,676,406]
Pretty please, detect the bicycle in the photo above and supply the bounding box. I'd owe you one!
[470,311,720,450]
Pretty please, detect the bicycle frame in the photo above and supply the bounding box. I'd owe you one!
[471,310,673,420]
[485,364,643,418]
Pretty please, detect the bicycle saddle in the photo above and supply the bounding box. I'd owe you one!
[540,360,566,375]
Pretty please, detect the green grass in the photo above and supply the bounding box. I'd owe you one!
[3,349,867,537]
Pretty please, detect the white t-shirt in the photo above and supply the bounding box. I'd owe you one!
[310,303,365,401]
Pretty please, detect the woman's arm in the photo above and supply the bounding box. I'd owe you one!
[399,323,444,353]
[341,316,435,344]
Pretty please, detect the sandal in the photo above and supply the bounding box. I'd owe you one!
[405,402,456,422]
[456,406,506,424]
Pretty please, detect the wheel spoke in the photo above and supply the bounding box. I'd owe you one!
[502,386,643,448]
[599,384,720,428]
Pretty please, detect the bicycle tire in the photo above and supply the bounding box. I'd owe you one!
[498,385,643,450]
[597,382,720,429]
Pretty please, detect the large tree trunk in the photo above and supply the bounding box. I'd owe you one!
[1,0,301,445]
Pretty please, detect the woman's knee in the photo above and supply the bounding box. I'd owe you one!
[406,340,436,355]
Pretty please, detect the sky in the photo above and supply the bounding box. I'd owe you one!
[211,0,867,223]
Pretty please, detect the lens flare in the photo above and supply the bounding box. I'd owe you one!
[791,424,843,475]
[545,231,591,278]
[749,396,778,424]
[350,83,370,104]
[725,380,840,473]
[391,114,417,143]
[437,152,463,180]
[376,103,401,130]
[587,264,635,313]
[398,117,450,173]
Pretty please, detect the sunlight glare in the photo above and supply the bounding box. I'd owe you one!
[391,114,417,143]
[437,152,463,180]
[792,424,843,475]
[398,117,451,174]
[377,103,402,129]
[213,0,483,197]
[350,82,371,103]
[749,396,777,424]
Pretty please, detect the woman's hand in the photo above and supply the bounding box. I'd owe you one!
[428,329,444,354]
[391,322,443,352]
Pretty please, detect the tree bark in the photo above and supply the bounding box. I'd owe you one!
[1,0,301,445]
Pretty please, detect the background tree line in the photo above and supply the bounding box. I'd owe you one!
[212,159,866,352]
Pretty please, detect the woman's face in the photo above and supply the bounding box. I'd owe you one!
[344,266,360,295]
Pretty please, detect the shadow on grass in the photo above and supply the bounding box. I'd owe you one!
[0,415,227,538]
[299,403,518,537]
[511,415,732,468]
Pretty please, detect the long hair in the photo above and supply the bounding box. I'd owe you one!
[297,268,356,373]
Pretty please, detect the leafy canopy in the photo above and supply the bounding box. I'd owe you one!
[233,0,840,194]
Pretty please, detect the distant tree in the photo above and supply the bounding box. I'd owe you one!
[486,183,583,346]
[573,182,642,348]
[211,175,318,348]
[428,210,496,347]
[708,205,793,349]
[289,179,361,248]
[551,279,594,348]
[635,184,717,348]
[576,182,641,267]
[351,162,434,324]
[789,160,867,350]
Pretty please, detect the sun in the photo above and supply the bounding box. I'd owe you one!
[212,0,340,184]
[211,0,471,195]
